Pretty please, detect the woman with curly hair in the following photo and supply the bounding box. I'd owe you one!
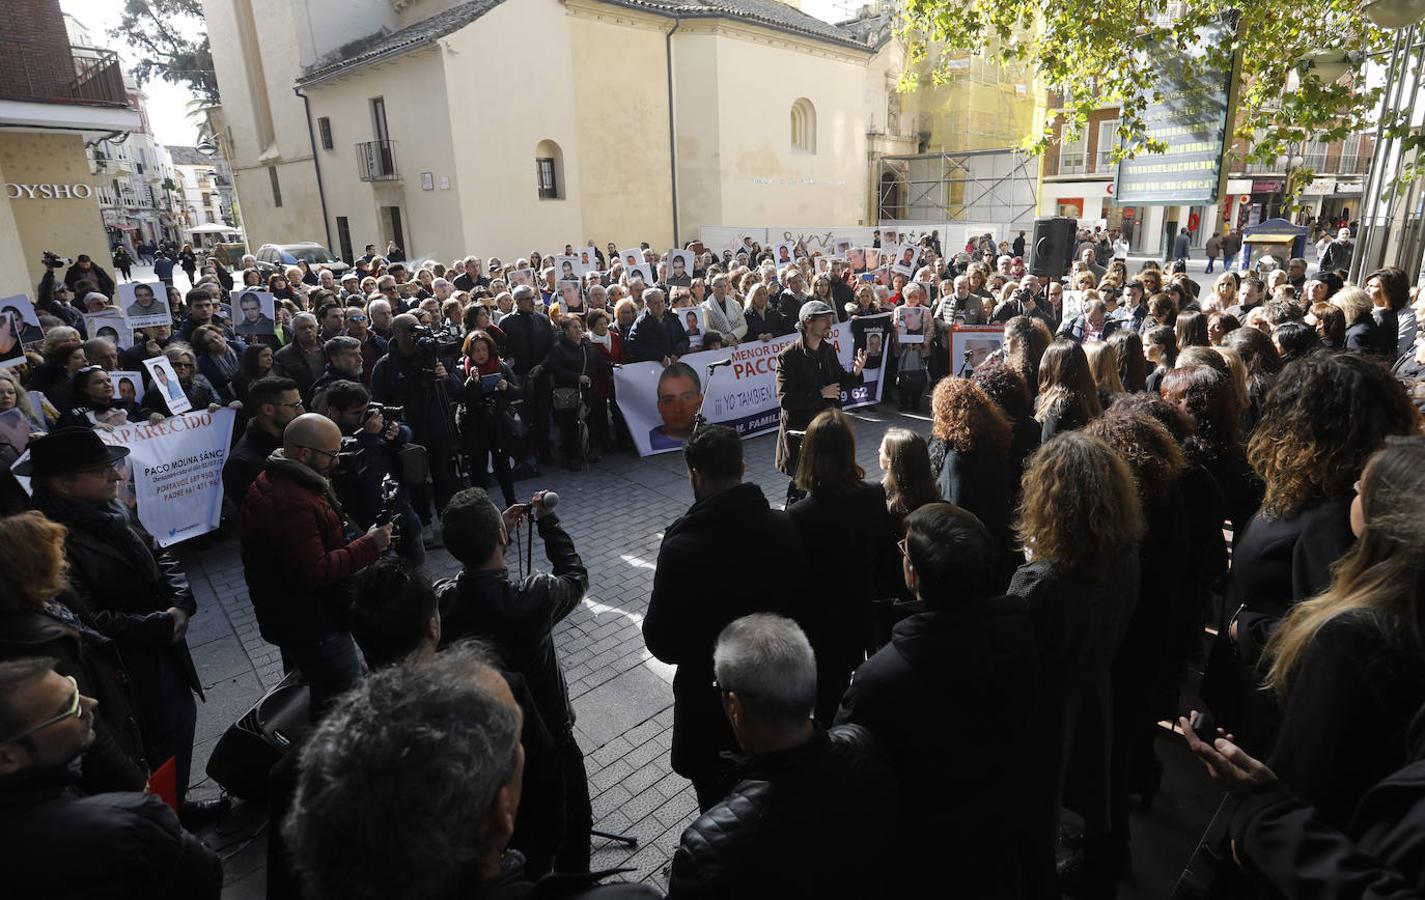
[1254,436,1425,833]
[1207,353,1419,753]
[1036,339,1102,442]
[1010,431,1144,896]
[971,357,1041,496]
[928,377,1014,577]
[1161,359,1263,535]
[1084,410,1191,831]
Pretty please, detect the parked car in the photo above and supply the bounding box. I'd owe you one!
[253,242,350,277]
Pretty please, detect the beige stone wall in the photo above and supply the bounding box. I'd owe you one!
[0,132,110,290]
[303,48,462,261]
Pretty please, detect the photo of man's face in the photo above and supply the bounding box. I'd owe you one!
[966,339,999,369]
[866,333,883,356]
[118,378,135,401]
[685,311,699,331]
[563,262,575,277]
[134,285,155,307]
[241,295,262,323]
[657,367,702,439]
[672,257,686,277]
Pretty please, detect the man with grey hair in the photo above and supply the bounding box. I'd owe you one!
[366,297,394,340]
[273,311,325,399]
[626,287,688,365]
[454,255,487,292]
[431,277,454,302]
[308,335,364,399]
[666,614,896,898]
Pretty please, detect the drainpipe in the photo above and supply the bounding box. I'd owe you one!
[665,17,681,247]
[294,84,334,252]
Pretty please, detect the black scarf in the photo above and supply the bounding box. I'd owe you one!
[31,489,152,571]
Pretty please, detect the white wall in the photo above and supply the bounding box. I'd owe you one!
[293,0,399,69]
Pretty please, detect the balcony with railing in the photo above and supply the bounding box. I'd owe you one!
[0,42,127,107]
[357,140,399,182]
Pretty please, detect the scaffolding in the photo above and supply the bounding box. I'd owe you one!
[876,148,1039,227]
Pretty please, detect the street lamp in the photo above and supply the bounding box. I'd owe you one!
[195,135,217,157]
[1363,0,1425,28]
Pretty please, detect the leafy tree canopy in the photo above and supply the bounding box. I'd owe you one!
[110,0,217,105]
[898,0,1414,197]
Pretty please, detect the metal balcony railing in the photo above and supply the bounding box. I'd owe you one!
[0,42,127,106]
[357,140,399,182]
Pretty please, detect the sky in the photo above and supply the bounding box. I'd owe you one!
[61,0,205,148]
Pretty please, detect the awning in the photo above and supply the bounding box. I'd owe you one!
[1244,233,1296,245]
[188,223,243,235]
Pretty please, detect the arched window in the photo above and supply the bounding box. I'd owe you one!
[535,139,564,200]
[790,98,816,154]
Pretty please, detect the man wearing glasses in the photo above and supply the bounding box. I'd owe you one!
[0,658,222,897]
[223,376,304,507]
[24,428,226,828]
[344,305,386,386]
[240,413,393,715]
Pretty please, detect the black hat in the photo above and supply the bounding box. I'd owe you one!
[14,427,129,476]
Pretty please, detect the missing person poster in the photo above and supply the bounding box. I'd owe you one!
[613,313,891,456]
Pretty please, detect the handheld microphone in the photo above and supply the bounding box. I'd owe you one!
[521,491,559,513]
[707,358,734,370]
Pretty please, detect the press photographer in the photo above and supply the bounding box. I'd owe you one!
[371,313,465,538]
[313,380,424,566]
[436,486,592,874]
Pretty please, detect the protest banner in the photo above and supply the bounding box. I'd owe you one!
[613,314,891,456]
[9,408,235,545]
[106,408,235,546]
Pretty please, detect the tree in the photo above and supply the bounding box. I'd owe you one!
[898,0,1413,201]
[110,0,217,104]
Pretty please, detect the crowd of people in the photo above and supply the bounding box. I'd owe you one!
[3,226,1425,899]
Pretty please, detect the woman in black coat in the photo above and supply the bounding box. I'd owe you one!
[1009,430,1144,896]
[1034,339,1102,443]
[457,331,523,508]
[785,409,899,726]
[1205,354,1418,755]
[0,511,148,794]
[541,315,608,470]
[178,244,198,287]
[927,376,1015,587]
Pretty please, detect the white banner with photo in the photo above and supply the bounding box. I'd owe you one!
[698,224,1009,258]
[613,315,891,457]
[103,408,237,547]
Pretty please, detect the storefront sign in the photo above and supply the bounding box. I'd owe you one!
[5,182,93,200]
[1251,180,1282,194]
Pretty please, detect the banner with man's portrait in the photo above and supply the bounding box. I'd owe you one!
[612,314,891,456]
[117,282,171,329]
[230,289,277,337]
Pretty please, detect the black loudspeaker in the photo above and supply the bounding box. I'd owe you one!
[1030,216,1078,280]
[205,670,312,801]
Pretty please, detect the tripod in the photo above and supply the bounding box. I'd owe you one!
[422,362,472,490]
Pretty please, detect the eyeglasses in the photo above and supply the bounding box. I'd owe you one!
[299,445,340,461]
[274,400,304,411]
[347,314,367,322]
[712,678,758,699]
[897,537,909,558]
[3,675,81,744]
[171,361,194,370]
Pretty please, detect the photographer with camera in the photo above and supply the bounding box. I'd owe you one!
[371,313,465,540]
[240,414,393,714]
[36,252,85,332]
[312,379,424,566]
[437,487,592,873]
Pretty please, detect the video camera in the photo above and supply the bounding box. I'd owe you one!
[42,250,71,270]
[363,401,403,426]
[409,324,460,368]
[373,474,403,551]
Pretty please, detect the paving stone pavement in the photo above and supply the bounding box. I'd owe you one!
[183,402,931,898]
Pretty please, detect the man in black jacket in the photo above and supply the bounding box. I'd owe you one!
[23,428,224,824]
[643,426,805,810]
[837,502,1041,898]
[437,486,592,873]
[0,658,222,899]
[500,286,556,463]
[667,614,897,897]
[223,376,302,507]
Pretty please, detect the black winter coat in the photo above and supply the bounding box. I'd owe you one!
[625,309,689,363]
[786,482,900,724]
[223,418,282,508]
[458,362,523,455]
[0,766,221,899]
[435,514,588,735]
[773,337,862,472]
[666,726,897,900]
[502,310,556,376]
[643,483,804,781]
[543,336,609,390]
[1232,753,1425,897]
[30,491,203,708]
[0,599,148,793]
[836,597,1041,897]
[929,441,1014,586]
[743,304,790,340]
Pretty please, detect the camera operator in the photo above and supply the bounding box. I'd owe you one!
[774,299,866,501]
[371,313,465,536]
[436,487,592,874]
[240,414,392,714]
[36,252,85,332]
[313,380,424,567]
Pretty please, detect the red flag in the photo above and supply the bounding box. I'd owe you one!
[147,756,178,812]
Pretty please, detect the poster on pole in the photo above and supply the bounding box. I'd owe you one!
[613,313,892,456]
